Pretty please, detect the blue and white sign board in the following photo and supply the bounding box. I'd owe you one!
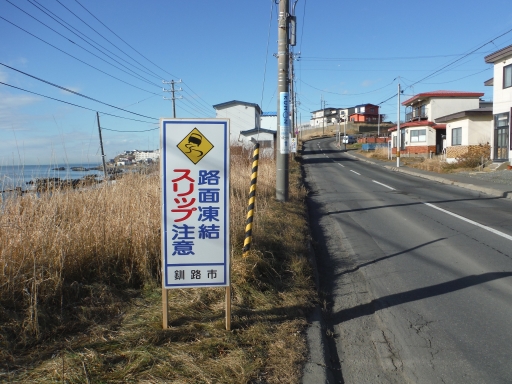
[160,118,230,289]
[279,92,290,154]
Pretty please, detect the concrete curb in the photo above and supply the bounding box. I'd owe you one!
[302,238,336,383]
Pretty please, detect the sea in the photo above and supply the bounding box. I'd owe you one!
[0,163,103,192]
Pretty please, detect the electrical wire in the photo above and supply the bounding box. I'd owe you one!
[71,0,214,112]
[0,16,161,96]
[299,51,495,62]
[54,0,164,80]
[3,0,160,87]
[73,0,180,80]
[101,126,158,132]
[260,0,274,109]
[0,62,158,120]
[300,78,397,96]
[0,81,156,123]
[23,0,159,85]
[407,27,512,88]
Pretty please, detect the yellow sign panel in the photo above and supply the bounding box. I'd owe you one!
[176,128,214,164]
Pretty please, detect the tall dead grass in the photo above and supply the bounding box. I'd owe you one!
[0,146,315,383]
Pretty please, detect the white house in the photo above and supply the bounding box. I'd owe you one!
[390,90,484,156]
[485,44,512,162]
[436,108,492,163]
[213,100,264,145]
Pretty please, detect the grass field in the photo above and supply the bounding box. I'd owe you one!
[0,146,316,383]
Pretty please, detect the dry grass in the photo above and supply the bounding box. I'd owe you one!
[0,146,315,383]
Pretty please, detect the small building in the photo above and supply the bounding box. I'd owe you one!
[436,108,492,163]
[389,121,446,157]
[485,44,512,162]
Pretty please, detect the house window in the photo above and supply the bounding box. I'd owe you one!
[410,129,426,142]
[504,64,512,89]
[495,112,509,128]
[452,127,462,146]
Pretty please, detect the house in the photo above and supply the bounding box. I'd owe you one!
[349,103,380,123]
[485,44,512,161]
[389,90,484,156]
[213,100,264,145]
[310,108,341,127]
[435,108,492,163]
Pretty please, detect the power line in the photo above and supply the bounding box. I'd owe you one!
[23,0,160,85]
[4,0,160,87]
[54,0,165,81]
[1,62,158,119]
[0,81,156,123]
[71,0,214,111]
[260,0,274,108]
[0,16,161,96]
[300,78,397,96]
[407,27,512,88]
[299,51,495,62]
[101,126,158,132]
[73,0,180,79]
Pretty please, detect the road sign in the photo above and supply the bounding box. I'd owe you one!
[290,138,297,153]
[161,119,230,289]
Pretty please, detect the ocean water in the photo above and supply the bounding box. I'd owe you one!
[0,163,103,191]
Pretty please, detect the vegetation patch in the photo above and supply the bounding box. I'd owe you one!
[0,147,315,383]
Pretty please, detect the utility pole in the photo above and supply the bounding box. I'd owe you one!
[163,79,182,118]
[321,96,326,136]
[377,105,380,137]
[344,113,347,151]
[397,83,401,168]
[96,112,108,179]
[276,0,291,202]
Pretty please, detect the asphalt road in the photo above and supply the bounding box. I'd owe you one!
[303,138,512,384]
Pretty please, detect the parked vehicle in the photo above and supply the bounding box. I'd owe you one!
[342,135,357,144]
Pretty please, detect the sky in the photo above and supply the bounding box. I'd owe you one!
[1,0,512,165]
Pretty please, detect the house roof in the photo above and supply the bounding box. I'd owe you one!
[402,90,485,106]
[435,107,493,123]
[388,121,446,132]
[484,78,494,86]
[353,103,378,108]
[261,111,277,116]
[212,100,262,114]
[485,44,512,63]
[239,128,277,136]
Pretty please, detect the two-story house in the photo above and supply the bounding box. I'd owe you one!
[389,90,484,156]
[213,100,275,146]
[310,108,341,127]
[485,44,512,161]
[349,103,381,123]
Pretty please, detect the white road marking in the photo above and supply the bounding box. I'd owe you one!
[372,180,395,190]
[338,163,345,167]
[350,170,361,175]
[424,203,512,242]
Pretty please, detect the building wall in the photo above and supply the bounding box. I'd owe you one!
[215,104,260,144]
[445,116,491,147]
[429,98,480,121]
[261,115,277,130]
[490,56,512,160]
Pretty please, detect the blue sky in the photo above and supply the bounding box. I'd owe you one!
[1,0,512,164]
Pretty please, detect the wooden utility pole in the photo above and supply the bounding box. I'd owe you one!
[96,112,108,179]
